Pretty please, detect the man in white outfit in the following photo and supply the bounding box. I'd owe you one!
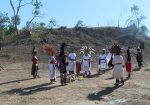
[68,49,76,74]
[82,53,91,77]
[98,49,107,74]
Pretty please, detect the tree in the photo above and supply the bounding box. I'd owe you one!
[11,15,21,26]
[9,0,42,34]
[26,1,43,29]
[48,18,57,29]
[75,20,84,28]
[39,22,45,28]
[139,25,149,36]
[125,5,146,30]
[26,21,38,30]
[0,12,10,29]
[0,12,10,42]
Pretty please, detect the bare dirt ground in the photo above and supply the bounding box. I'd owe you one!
[0,58,150,105]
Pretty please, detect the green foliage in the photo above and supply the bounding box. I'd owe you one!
[25,21,46,30]
[75,20,84,28]
[48,18,57,29]
[33,1,43,15]
[11,15,21,26]
[0,12,10,29]
[0,28,4,41]
[139,25,149,36]
[127,5,146,29]
[39,22,45,27]
[30,31,40,43]
[5,25,16,35]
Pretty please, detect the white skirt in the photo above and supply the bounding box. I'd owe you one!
[98,63,106,70]
[69,61,76,71]
[49,64,56,80]
[113,65,124,79]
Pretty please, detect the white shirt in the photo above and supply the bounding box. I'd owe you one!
[48,56,56,64]
[113,55,124,69]
[83,54,91,66]
[99,54,107,63]
[68,53,76,60]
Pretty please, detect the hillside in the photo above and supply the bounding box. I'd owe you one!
[1,26,150,62]
[0,27,150,105]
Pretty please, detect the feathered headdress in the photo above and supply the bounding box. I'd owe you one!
[80,46,95,55]
[42,44,57,56]
[111,43,122,54]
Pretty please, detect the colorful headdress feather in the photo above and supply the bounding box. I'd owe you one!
[80,46,95,55]
[42,44,57,56]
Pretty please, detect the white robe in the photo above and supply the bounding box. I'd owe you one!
[48,56,56,80]
[68,53,76,71]
[113,55,124,79]
[106,52,112,64]
[82,54,91,73]
[98,54,107,71]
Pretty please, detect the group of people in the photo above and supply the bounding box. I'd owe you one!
[31,43,143,87]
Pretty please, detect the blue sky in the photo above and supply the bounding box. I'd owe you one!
[0,0,150,32]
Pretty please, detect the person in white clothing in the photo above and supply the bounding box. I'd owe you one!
[43,44,57,84]
[112,44,124,87]
[68,49,76,74]
[80,46,95,78]
[48,56,57,83]
[98,49,107,74]
[82,54,91,77]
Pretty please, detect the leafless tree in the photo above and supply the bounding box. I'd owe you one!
[9,0,42,34]
[125,5,146,30]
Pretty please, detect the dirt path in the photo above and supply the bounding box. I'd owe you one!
[0,62,150,105]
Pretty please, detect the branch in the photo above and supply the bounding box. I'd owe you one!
[16,0,22,16]
[27,15,43,28]
[20,1,33,7]
[124,15,134,27]
[9,0,16,17]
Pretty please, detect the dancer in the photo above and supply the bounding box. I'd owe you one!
[80,46,95,78]
[98,49,107,74]
[112,44,124,87]
[43,44,57,84]
[136,48,143,69]
[125,47,132,78]
[68,48,76,75]
[31,51,39,79]
[59,42,68,86]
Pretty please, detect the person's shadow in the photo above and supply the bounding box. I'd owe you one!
[87,77,130,101]
[133,67,141,71]
[91,68,113,78]
[3,83,61,96]
[87,85,122,101]
[0,78,33,85]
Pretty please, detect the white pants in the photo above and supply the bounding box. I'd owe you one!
[98,63,106,71]
[69,61,76,71]
[49,64,56,80]
[83,66,91,75]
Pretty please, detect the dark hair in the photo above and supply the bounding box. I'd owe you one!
[111,44,121,55]
[61,42,66,47]
[59,42,66,56]
[33,51,37,56]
